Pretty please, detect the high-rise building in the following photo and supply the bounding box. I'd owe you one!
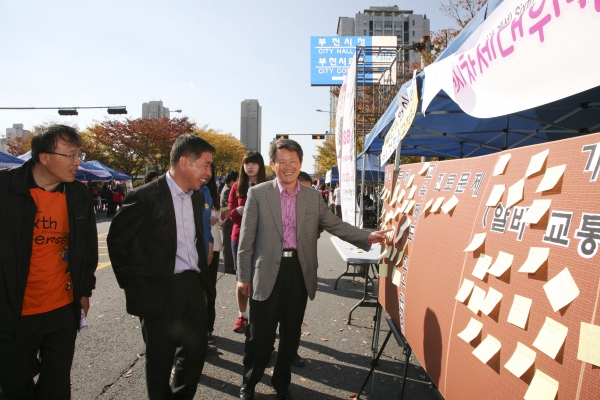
[337,6,430,68]
[1,124,31,153]
[240,100,261,152]
[142,101,170,119]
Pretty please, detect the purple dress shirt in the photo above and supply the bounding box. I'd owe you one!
[277,179,300,250]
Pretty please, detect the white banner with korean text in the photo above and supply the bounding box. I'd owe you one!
[339,54,360,226]
[422,0,600,118]
[380,71,419,166]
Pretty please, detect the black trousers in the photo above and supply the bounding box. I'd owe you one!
[242,257,308,393]
[206,251,220,332]
[220,224,234,273]
[140,271,208,400]
[0,302,78,400]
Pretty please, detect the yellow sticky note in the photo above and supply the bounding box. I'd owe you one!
[472,253,493,281]
[418,162,430,175]
[457,318,483,343]
[479,287,503,316]
[455,278,475,302]
[504,342,536,378]
[391,267,401,286]
[521,199,552,224]
[518,247,550,273]
[493,153,511,176]
[533,316,568,359]
[441,195,459,214]
[472,334,501,364]
[464,232,486,252]
[536,164,566,192]
[525,148,549,177]
[485,184,506,207]
[507,294,532,329]
[467,286,486,315]
[430,196,445,213]
[378,263,389,278]
[524,369,559,400]
[577,322,600,367]
[506,178,524,208]
[543,267,580,312]
[487,251,513,277]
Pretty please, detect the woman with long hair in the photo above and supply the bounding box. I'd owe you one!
[228,151,267,333]
[205,164,229,343]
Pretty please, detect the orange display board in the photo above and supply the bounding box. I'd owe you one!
[378,132,600,400]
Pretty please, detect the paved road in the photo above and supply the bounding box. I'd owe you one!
[70,215,442,399]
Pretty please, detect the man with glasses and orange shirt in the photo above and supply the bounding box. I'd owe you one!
[0,125,98,399]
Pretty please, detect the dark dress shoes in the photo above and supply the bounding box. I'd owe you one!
[291,353,305,367]
[240,385,254,400]
[276,391,291,399]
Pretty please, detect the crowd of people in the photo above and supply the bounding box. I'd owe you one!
[0,124,389,400]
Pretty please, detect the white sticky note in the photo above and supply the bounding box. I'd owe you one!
[391,267,401,286]
[543,267,580,312]
[397,189,406,203]
[418,162,430,175]
[472,253,493,280]
[533,316,568,359]
[485,184,506,207]
[524,369,559,400]
[397,200,409,214]
[507,294,533,329]
[525,148,549,178]
[521,199,552,224]
[377,246,391,261]
[406,174,415,187]
[389,247,398,263]
[430,197,445,213]
[455,279,475,302]
[395,219,410,243]
[493,153,512,176]
[536,164,566,193]
[422,198,434,212]
[518,247,550,273]
[457,318,483,343]
[441,195,459,214]
[506,178,524,208]
[379,263,388,278]
[577,322,600,367]
[504,342,536,378]
[407,186,417,200]
[480,287,503,315]
[472,334,502,364]
[404,200,416,214]
[467,286,486,315]
[464,233,486,252]
[487,251,514,277]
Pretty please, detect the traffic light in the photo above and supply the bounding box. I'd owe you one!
[312,134,325,140]
[107,107,128,115]
[58,108,78,116]
[275,135,289,140]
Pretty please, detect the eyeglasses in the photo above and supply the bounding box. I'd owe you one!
[46,151,86,161]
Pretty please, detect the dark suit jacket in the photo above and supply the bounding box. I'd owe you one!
[107,175,213,319]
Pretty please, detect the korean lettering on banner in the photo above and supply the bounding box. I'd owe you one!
[380,71,419,166]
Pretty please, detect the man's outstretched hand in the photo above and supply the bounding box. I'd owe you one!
[367,228,393,245]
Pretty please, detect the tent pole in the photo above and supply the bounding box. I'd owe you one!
[360,154,366,228]
[394,143,401,172]
[377,154,381,230]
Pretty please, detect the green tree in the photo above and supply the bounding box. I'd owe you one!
[193,126,247,177]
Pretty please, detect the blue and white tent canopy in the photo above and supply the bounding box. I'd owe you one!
[0,151,25,169]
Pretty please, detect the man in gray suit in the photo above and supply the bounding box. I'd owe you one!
[236,139,389,400]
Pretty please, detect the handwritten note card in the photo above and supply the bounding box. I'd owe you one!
[533,316,568,359]
[404,200,416,214]
[464,233,486,252]
[504,342,536,378]
[480,287,503,316]
[487,251,514,277]
[485,184,506,207]
[430,197,445,213]
[472,254,493,280]
[524,369,559,400]
[506,178,524,208]
[377,246,391,261]
[507,294,533,329]
[418,162,430,175]
[521,199,552,224]
[518,247,550,273]
[577,322,600,367]
[457,318,483,343]
[422,198,434,212]
[543,267,580,312]
[467,286,487,315]
[378,263,388,278]
[472,334,501,364]
[525,148,549,177]
[536,164,566,192]
[406,174,415,187]
[407,186,416,200]
[493,153,512,176]
[441,195,459,214]
[455,279,475,302]
[391,267,401,286]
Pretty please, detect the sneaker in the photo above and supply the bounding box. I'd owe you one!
[207,331,215,343]
[233,316,248,333]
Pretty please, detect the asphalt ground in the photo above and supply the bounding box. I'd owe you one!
[69,214,443,400]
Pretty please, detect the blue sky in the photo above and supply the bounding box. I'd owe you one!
[0,0,456,172]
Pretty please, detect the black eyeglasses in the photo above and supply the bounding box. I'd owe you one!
[46,151,86,161]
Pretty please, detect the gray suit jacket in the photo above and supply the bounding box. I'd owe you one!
[237,179,371,301]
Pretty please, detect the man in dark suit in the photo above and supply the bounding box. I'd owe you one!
[236,139,389,399]
[107,135,215,400]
